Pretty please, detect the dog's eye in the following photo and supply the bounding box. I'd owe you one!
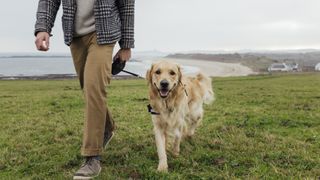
[170,71,176,76]
[155,70,161,75]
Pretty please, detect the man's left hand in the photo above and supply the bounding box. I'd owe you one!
[114,48,131,62]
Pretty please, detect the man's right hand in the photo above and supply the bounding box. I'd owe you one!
[35,32,50,51]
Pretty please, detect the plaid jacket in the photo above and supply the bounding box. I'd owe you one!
[35,0,135,48]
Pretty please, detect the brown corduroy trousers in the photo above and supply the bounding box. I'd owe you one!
[70,32,115,156]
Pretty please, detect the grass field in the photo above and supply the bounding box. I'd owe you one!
[0,73,319,179]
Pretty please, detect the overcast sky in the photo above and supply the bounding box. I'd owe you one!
[1,0,320,53]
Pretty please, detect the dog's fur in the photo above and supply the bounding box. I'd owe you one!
[146,61,214,172]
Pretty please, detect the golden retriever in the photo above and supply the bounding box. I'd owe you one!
[146,61,214,172]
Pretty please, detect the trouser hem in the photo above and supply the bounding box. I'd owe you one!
[81,148,103,156]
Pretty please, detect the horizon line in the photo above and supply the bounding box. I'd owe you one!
[1,48,320,55]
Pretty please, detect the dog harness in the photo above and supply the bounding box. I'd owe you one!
[147,104,160,115]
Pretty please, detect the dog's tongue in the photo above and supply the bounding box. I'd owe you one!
[160,89,169,97]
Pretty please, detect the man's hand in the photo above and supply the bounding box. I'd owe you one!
[35,32,50,51]
[114,48,131,62]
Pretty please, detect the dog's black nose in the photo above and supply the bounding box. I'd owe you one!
[160,80,169,88]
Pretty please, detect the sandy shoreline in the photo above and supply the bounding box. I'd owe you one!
[159,58,255,77]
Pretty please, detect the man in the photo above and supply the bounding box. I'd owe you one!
[34,0,135,179]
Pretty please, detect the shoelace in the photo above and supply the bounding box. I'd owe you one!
[81,158,94,168]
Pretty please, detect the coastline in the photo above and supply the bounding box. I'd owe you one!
[0,57,258,80]
[159,57,256,77]
[0,74,141,80]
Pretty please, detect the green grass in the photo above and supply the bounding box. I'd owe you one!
[0,73,319,179]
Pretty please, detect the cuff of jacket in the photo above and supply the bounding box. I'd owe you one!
[34,19,53,36]
[119,39,135,49]
[34,28,53,37]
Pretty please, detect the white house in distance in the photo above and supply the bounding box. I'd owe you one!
[315,63,320,71]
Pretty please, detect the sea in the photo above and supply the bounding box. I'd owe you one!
[0,52,157,78]
[0,56,76,77]
[0,52,199,78]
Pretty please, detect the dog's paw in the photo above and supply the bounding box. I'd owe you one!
[184,134,194,142]
[172,150,180,157]
[186,131,195,138]
[157,163,168,172]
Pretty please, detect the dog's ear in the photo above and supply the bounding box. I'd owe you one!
[146,69,151,83]
[146,64,154,84]
[177,64,182,82]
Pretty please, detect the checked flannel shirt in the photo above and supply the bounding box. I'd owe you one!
[35,0,135,48]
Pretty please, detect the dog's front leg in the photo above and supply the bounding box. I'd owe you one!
[173,128,182,157]
[154,126,168,172]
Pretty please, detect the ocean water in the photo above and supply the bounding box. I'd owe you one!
[0,56,151,77]
[0,57,75,76]
[0,55,199,77]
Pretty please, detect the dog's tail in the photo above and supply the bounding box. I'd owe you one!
[196,73,215,104]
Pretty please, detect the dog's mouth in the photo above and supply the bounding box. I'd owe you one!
[154,82,177,99]
[159,89,170,98]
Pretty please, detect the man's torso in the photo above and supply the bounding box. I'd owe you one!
[74,0,96,37]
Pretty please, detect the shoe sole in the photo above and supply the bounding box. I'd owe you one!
[103,132,114,149]
[73,167,101,180]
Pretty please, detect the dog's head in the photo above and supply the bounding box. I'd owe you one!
[146,61,182,98]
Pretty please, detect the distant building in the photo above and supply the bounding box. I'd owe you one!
[315,63,320,71]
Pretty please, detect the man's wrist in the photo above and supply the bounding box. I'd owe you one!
[35,30,51,37]
[119,39,135,49]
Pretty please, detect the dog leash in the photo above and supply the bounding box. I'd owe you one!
[121,69,143,78]
[112,57,143,78]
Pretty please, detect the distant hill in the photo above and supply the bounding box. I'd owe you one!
[167,51,320,72]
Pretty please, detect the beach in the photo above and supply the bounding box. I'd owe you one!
[158,58,255,77]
